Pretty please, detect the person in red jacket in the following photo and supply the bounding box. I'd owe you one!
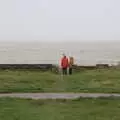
[61,54,69,75]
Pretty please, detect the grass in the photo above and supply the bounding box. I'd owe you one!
[0,98,120,120]
[0,69,120,93]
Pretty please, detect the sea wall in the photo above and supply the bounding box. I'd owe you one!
[0,64,110,72]
[0,64,53,70]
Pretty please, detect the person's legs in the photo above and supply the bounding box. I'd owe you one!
[69,68,71,75]
[62,68,68,75]
[64,68,67,75]
[69,68,72,75]
[71,68,72,74]
[62,68,65,75]
[62,68,66,75]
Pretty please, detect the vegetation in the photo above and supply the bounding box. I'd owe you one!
[0,69,120,93]
[0,97,120,120]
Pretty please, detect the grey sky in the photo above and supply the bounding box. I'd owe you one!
[0,0,120,41]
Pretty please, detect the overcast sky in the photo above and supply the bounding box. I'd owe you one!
[0,0,120,41]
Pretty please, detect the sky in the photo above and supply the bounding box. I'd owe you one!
[0,0,120,41]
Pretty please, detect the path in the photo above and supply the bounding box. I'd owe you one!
[0,93,120,99]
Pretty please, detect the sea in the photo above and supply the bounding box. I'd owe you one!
[0,41,120,66]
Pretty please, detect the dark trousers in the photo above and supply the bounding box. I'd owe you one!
[62,68,67,75]
[69,68,72,75]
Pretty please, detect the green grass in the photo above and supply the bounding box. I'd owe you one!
[0,69,120,93]
[0,98,120,120]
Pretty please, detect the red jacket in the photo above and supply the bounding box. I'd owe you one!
[61,57,69,68]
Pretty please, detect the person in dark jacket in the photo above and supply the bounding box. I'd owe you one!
[61,55,69,75]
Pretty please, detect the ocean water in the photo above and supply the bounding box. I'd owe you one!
[0,41,120,65]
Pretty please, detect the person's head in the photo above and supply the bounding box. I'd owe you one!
[62,54,66,58]
[64,55,66,58]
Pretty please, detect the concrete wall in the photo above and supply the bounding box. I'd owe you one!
[0,64,53,70]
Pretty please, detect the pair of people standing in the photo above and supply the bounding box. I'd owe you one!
[61,54,74,75]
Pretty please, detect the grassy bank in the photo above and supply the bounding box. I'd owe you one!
[0,98,120,120]
[0,69,120,93]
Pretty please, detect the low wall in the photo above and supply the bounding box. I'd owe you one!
[73,64,110,70]
[0,64,110,72]
[0,64,53,70]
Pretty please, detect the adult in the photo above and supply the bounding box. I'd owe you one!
[61,54,69,75]
[69,56,74,75]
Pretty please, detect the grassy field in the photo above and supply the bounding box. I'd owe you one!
[0,98,120,120]
[0,69,120,93]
